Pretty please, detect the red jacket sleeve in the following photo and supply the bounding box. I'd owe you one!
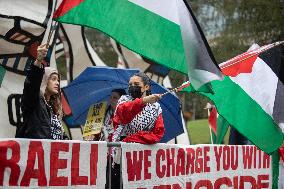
[122,114,165,144]
[113,98,145,126]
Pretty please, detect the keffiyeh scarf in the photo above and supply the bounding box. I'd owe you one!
[112,95,162,142]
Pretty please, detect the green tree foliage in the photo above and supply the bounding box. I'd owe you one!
[190,0,284,62]
[85,28,118,67]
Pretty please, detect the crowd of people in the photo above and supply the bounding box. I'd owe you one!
[16,44,165,188]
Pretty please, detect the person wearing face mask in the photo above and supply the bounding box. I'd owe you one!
[112,72,165,144]
[15,43,68,140]
[109,72,164,189]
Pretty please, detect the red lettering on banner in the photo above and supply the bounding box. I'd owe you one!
[231,146,238,170]
[144,150,151,180]
[214,146,222,171]
[263,153,270,169]
[257,175,269,189]
[166,148,175,177]
[90,144,98,185]
[186,148,195,174]
[176,148,185,176]
[253,147,257,168]
[172,183,182,189]
[20,141,47,186]
[195,147,203,173]
[203,146,210,172]
[214,177,232,188]
[239,176,256,189]
[215,146,239,171]
[150,175,270,189]
[153,185,171,189]
[156,149,166,178]
[126,151,143,181]
[0,140,20,186]
[186,182,192,189]
[194,180,213,189]
[242,146,253,169]
[49,142,69,186]
[242,146,270,169]
[71,143,88,185]
[223,146,230,170]
[233,176,238,189]
[258,149,262,169]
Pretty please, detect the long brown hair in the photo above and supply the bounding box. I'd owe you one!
[44,74,62,118]
[48,92,62,116]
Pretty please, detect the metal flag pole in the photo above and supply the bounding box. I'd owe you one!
[220,41,284,69]
[161,81,191,97]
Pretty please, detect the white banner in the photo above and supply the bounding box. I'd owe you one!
[0,139,107,188]
[121,144,272,189]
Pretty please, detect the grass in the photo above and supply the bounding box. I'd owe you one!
[187,119,230,145]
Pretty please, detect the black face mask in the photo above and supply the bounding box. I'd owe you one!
[128,85,143,99]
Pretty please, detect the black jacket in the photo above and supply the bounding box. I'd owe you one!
[16,64,57,139]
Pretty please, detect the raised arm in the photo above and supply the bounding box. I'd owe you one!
[113,94,161,125]
[113,98,145,125]
[21,44,48,113]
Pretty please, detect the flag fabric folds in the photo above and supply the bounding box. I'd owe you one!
[200,43,284,154]
[54,0,222,91]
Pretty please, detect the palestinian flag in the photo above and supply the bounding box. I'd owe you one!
[207,105,229,144]
[0,65,5,87]
[201,42,284,154]
[54,0,222,91]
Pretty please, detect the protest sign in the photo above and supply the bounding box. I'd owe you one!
[83,102,107,137]
[121,144,272,189]
[0,139,107,188]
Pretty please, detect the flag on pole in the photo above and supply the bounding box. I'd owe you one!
[207,104,229,144]
[199,42,284,154]
[54,0,222,91]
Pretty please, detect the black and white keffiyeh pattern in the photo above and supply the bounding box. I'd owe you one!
[112,95,162,142]
[50,114,63,140]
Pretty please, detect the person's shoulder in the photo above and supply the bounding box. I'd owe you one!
[118,95,132,104]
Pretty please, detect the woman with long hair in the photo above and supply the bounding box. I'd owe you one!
[16,43,67,140]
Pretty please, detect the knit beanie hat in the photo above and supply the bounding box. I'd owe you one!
[40,67,59,95]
